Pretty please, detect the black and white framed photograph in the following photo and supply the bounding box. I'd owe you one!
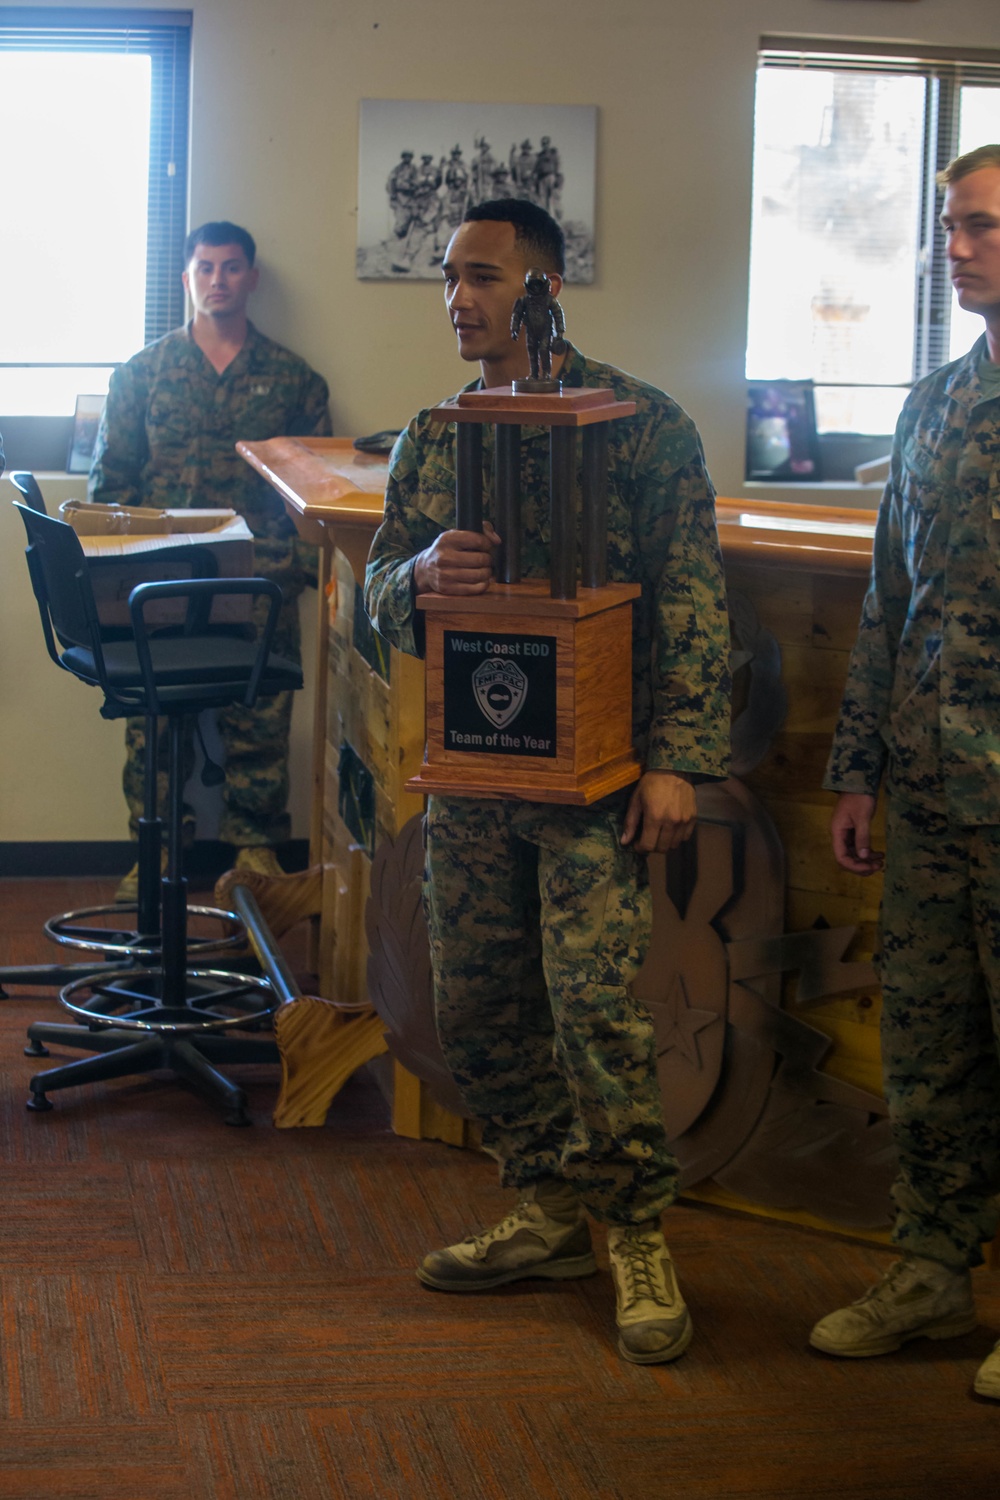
[745,380,821,482]
[66,393,106,474]
[357,99,597,283]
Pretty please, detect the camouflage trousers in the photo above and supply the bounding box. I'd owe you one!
[880,795,1000,1268]
[123,558,302,848]
[424,793,679,1225]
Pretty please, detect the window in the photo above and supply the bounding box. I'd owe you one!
[747,40,1000,442]
[0,7,190,460]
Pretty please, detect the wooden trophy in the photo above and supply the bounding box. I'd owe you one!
[405,371,643,804]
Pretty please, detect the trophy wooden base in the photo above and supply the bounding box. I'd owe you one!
[405,580,642,805]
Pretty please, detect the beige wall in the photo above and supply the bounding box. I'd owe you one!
[4,0,999,843]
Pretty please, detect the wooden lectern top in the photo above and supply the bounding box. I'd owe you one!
[236,437,388,522]
[236,436,389,582]
[431,385,637,427]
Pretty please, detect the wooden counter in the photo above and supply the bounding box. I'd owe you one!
[716,497,876,573]
[239,437,894,1238]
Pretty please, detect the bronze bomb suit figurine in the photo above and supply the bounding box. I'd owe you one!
[510,268,567,386]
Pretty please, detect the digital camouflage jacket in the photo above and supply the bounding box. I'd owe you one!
[89,322,331,543]
[826,335,1000,824]
[364,344,731,778]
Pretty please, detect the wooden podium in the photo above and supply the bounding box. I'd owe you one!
[405,384,643,804]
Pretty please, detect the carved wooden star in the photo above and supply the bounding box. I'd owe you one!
[658,974,717,1070]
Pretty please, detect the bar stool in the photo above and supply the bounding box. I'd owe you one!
[1,474,242,998]
[14,501,303,1123]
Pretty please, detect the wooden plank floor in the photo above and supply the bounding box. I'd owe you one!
[0,876,997,1499]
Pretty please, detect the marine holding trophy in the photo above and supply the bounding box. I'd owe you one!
[364,198,730,1364]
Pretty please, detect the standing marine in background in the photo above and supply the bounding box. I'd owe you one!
[813,144,1000,1403]
[90,220,331,896]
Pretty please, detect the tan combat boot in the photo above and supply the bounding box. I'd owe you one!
[974,1339,1000,1399]
[809,1255,976,1358]
[607,1221,693,1365]
[114,849,168,904]
[234,846,285,878]
[417,1180,596,1291]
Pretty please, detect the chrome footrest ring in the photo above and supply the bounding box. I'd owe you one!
[44,903,246,958]
[58,968,276,1034]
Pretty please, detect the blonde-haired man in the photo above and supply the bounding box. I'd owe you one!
[815,145,1000,1400]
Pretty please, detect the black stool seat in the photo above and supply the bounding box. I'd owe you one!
[62,636,301,699]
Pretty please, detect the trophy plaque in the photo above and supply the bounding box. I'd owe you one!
[405,384,643,804]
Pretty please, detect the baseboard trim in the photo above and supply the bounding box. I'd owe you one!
[0,840,311,880]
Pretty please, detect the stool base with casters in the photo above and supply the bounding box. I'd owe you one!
[0,731,247,999]
[25,959,279,1127]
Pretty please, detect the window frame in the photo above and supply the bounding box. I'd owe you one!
[752,38,1000,453]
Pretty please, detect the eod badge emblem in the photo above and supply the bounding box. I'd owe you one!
[442,629,557,757]
[472,657,526,729]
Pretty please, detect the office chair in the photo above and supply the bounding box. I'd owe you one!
[14,502,303,1123]
[9,470,47,512]
[0,475,243,998]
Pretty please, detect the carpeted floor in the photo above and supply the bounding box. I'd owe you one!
[0,876,997,1499]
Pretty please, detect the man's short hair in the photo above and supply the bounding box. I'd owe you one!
[937,144,1000,188]
[463,197,565,275]
[183,221,257,267]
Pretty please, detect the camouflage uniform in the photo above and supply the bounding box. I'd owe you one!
[366,345,731,1223]
[90,321,331,844]
[826,334,1000,1268]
